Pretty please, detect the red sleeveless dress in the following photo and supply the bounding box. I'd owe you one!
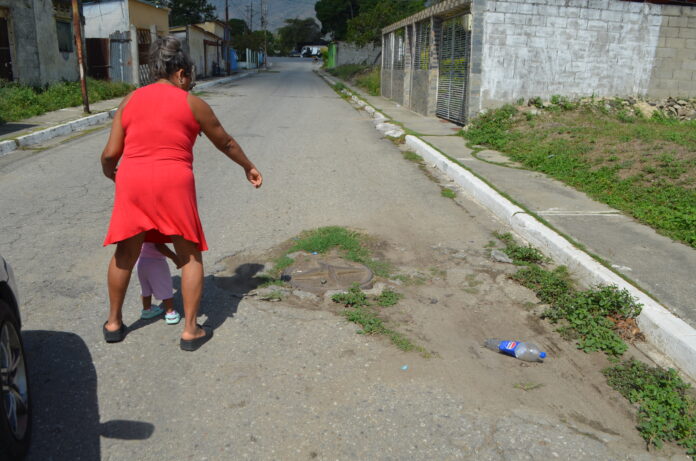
[103,83,208,251]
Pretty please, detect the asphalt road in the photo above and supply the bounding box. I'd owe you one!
[0,58,687,460]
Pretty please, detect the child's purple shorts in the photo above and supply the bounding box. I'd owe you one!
[136,257,173,301]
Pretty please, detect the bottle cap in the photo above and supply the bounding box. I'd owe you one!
[539,352,547,359]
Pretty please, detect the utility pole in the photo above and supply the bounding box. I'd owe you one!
[225,0,230,75]
[260,0,268,69]
[71,0,90,113]
[245,1,254,31]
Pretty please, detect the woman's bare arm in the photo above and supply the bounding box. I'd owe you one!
[187,93,262,188]
[100,92,134,181]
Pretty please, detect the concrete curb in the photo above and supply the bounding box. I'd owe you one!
[193,71,251,91]
[0,72,252,158]
[1,109,117,157]
[317,70,696,380]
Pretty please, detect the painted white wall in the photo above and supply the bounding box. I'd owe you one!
[84,0,129,38]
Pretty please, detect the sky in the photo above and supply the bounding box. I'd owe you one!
[209,0,319,32]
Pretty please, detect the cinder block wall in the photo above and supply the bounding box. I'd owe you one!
[336,41,382,67]
[470,0,696,116]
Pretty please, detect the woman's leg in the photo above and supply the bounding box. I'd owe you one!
[106,232,145,332]
[170,236,205,341]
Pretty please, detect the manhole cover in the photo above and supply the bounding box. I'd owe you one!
[282,254,373,294]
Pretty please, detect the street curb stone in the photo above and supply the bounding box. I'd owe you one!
[317,70,696,380]
[0,72,252,158]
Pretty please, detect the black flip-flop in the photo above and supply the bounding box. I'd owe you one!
[103,322,127,343]
[180,325,213,351]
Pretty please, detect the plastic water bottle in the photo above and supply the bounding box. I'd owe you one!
[484,339,547,362]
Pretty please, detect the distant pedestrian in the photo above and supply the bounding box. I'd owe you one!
[137,242,181,325]
[101,35,262,350]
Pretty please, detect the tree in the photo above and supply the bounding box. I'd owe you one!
[347,0,424,46]
[164,0,217,27]
[228,18,250,37]
[277,18,321,55]
[314,0,359,40]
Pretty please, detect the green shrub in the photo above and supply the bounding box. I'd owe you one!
[0,78,134,123]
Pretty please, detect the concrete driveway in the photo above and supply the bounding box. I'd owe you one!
[0,58,686,460]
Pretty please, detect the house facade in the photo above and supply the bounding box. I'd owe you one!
[82,0,169,84]
[382,0,696,125]
[0,0,82,86]
[170,21,226,79]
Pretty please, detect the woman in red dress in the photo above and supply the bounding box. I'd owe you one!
[101,36,262,351]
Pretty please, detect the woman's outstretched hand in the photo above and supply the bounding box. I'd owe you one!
[246,167,263,188]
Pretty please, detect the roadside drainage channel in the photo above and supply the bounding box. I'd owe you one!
[0,72,252,158]
[317,70,696,382]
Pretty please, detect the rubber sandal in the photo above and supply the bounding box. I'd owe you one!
[179,324,213,351]
[141,305,164,319]
[103,322,127,343]
[165,311,181,325]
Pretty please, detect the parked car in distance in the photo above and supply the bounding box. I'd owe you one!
[288,50,301,57]
[0,255,31,461]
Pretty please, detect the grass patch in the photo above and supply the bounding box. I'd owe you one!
[403,151,423,163]
[440,187,456,199]
[604,359,696,455]
[327,64,381,96]
[498,233,642,356]
[463,105,696,248]
[287,226,391,277]
[0,78,134,122]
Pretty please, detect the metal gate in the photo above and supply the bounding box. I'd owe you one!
[436,15,471,125]
[109,31,132,83]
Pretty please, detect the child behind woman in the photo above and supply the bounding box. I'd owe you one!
[137,242,181,324]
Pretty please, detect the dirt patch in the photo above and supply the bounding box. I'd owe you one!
[210,231,687,456]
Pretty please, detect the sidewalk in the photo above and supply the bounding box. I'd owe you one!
[321,71,696,379]
[0,72,251,156]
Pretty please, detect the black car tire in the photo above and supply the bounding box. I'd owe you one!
[0,301,31,461]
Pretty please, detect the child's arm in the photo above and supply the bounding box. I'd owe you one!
[154,244,183,268]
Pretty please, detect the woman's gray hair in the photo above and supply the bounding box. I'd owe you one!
[149,35,194,79]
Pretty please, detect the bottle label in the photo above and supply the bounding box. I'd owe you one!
[498,341,518,357]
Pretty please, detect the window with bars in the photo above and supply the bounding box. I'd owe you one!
[414,20,430,71]
[137,28,152,65]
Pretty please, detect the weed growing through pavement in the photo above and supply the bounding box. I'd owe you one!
[332,283,426,355]
[513,382,544,391]
[376,289,403,307]
[603,359,696,456]
[495,232,548,265]
[497,233,641,356]
[331,283,369,307]
[440,187,456,199]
